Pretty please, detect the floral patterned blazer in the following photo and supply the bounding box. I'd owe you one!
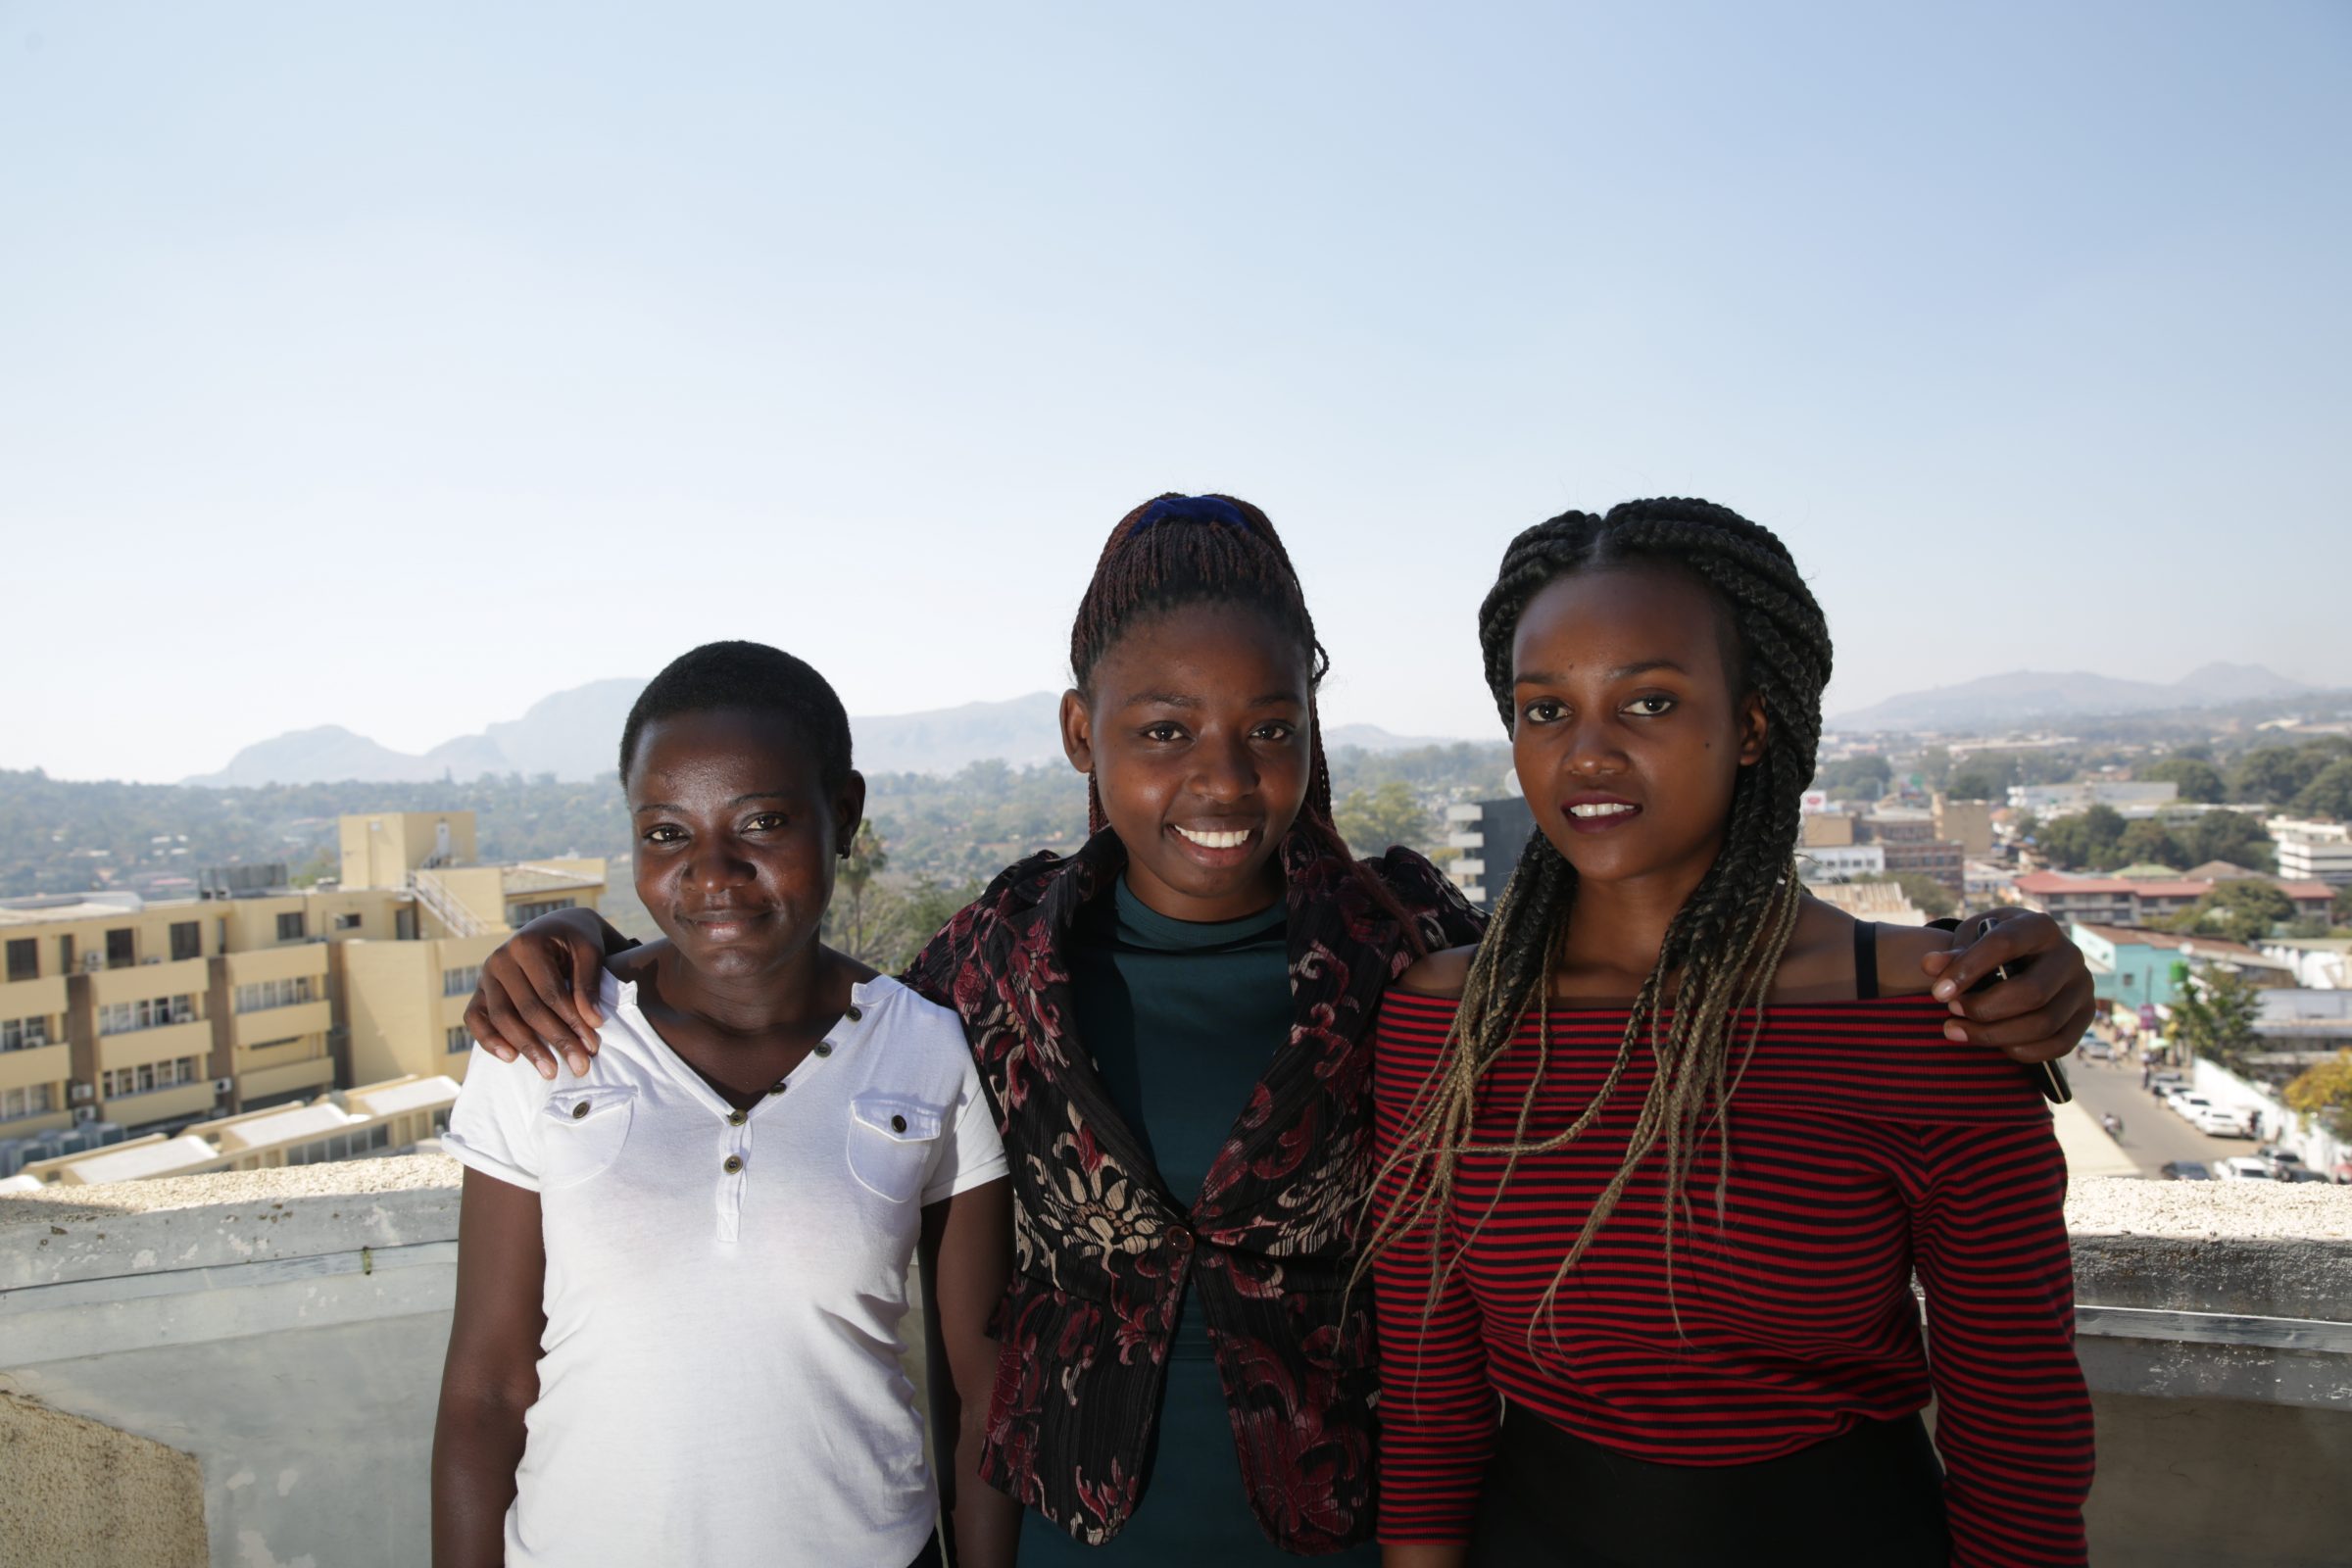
[902,825,1485,1551]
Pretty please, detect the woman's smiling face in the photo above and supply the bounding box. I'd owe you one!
[1509,563,1767,894]
[1062,601,1315,923]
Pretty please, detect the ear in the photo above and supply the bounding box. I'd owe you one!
[1059,689,1096,775]
[1736,691,1769,767]
[832,770,867,858]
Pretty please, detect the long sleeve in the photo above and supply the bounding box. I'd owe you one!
[1369,1000,1496,1543]
[1905,1120,2093,1566]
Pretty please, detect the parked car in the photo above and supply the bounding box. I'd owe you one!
[2189,1105,2255,1139]
[2168,1092,2214,1118]
[2079,1035,2117,1062]
[2160,1160,2213,1181]
[2258,1147,2307,1177]
[2215,1155,2275,1180]
[2149,1072,2187,1098]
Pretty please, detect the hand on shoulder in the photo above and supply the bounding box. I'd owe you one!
[1395,944,1477,1000]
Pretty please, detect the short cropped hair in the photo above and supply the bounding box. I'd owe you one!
[617,641,854,790]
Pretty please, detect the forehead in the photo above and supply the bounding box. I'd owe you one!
[1091,601,1313,697]
[628,709,822,798]
[1512,564,1734,675]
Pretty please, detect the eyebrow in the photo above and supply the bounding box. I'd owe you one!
[1119,691,1304,710]
[1515,659,1690,686]
[631,792,797,814]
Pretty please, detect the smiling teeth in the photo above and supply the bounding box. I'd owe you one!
[1175,826,1252,849]
[1569,804,1637,818]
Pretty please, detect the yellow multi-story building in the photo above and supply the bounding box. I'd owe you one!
[0,811,601,1156]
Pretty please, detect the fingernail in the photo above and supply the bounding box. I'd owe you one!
[1943,1021,1967,1042]
[537,1058,556,1080]
[1933,980,1957,1002]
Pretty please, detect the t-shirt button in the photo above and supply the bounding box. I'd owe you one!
[727,1109,748,1126]
[767,1082,787,1096]
[844,1004,863,1023]
[570,1102,590,1119]
[890,1113,906,1132]
[813,1042,833,1058]
[722,1154,744,1175]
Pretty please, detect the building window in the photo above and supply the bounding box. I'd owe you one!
[170,921,202,961]
[97,996,198,1035]
[2,1084,55,1120]
[234,976,317,1013]
[1,1016,50,1053]
[105,928,136,969]
[509,898,576,925]
[276,912,307,942]
[5,939,34,982]
[332,912,363,931]
[101,1057,199,1098]
[442,965,481,999]
[447,1025,472,1054]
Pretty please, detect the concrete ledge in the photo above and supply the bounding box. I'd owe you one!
[2,1162,2347,1568]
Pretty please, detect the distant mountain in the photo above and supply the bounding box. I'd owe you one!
[1828,663,2313,733]
[1324,723,1473,752]
[189,686,1072,786]
[186,684,1487,787]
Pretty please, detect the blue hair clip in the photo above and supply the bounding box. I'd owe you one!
[1133,494,1252,533]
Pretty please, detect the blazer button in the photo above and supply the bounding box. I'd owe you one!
[722,1154,744,1175]
[1167,1229,1194,1253]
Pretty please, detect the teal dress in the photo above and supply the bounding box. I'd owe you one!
[1013,878,1383,1565]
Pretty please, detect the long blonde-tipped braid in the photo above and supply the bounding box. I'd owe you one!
[1356,498,1833,1351]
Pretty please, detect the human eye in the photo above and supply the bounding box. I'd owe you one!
[1623,695,1678,717]
[1140,721,1188,744]
[743,811,788,832]
[1521,697,1566,725]
[1252,718,1299,743]
[641,823,686,846]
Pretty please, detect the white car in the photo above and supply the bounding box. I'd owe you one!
[2190,1104,2254,1139]
[2169,1092,2214,1118]
[2215,1155,2275,1180]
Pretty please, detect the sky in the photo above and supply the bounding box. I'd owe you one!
[2,1,2347,783]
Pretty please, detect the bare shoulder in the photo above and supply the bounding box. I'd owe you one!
[1873,920,1960,999]
[1394,943,1477,1000]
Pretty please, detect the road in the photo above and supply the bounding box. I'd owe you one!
[2063,1053,2255,1178]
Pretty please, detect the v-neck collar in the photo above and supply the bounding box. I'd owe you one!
[607,971,879,1118]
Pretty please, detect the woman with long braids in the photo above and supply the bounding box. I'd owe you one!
[458,494,2096,1564]
[1367,499,2091,1567]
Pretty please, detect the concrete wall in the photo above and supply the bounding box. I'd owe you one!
[0,1389,207,1567]
[0,1169,2345,1567]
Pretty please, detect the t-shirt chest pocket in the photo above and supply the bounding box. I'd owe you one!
[539,1085,636,1190]
[846,1091,943,1202]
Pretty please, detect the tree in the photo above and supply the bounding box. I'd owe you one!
[2141,757,2226,805]
[1333,780,1434,858]
[2113,818,2185,870]
[1813,757,1892,798]
[1918,747,1953,789]
[2175,879,2296,944]
[827,822,890,961]
[2285,1052,2352,1143]
[2290,759,2352,822]
[1858,870,1958,920]
[2230,742,2351,807]
[2034,805,2128,870]
[2172,970,2263,1075]
[2179,809,2276,873]
[1944,766,2003,802]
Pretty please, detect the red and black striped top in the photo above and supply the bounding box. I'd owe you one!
[1370,991,2091,1566]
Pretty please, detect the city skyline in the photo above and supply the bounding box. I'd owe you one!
[5,2,2348,782]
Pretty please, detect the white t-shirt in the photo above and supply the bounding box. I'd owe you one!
[442,970,1007,1568]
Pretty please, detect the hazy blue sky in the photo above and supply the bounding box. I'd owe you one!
[4,1,2346,782]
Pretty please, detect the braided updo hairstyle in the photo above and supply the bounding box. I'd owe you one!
[1068,492,1419,935]
[1360,497,1834,1340]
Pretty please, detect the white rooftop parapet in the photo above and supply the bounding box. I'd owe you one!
[0,1170,2346,1566]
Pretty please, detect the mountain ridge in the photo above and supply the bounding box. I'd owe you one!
[1827,662,2314,733]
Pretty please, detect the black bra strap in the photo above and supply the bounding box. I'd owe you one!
[1853,920,1879,1001]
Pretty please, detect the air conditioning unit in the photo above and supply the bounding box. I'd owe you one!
[69,1082,94,1103]
[74,1107,95,1125]
[212,1078,234,1096]
[81,953,104,973]
[142,956,161,965]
